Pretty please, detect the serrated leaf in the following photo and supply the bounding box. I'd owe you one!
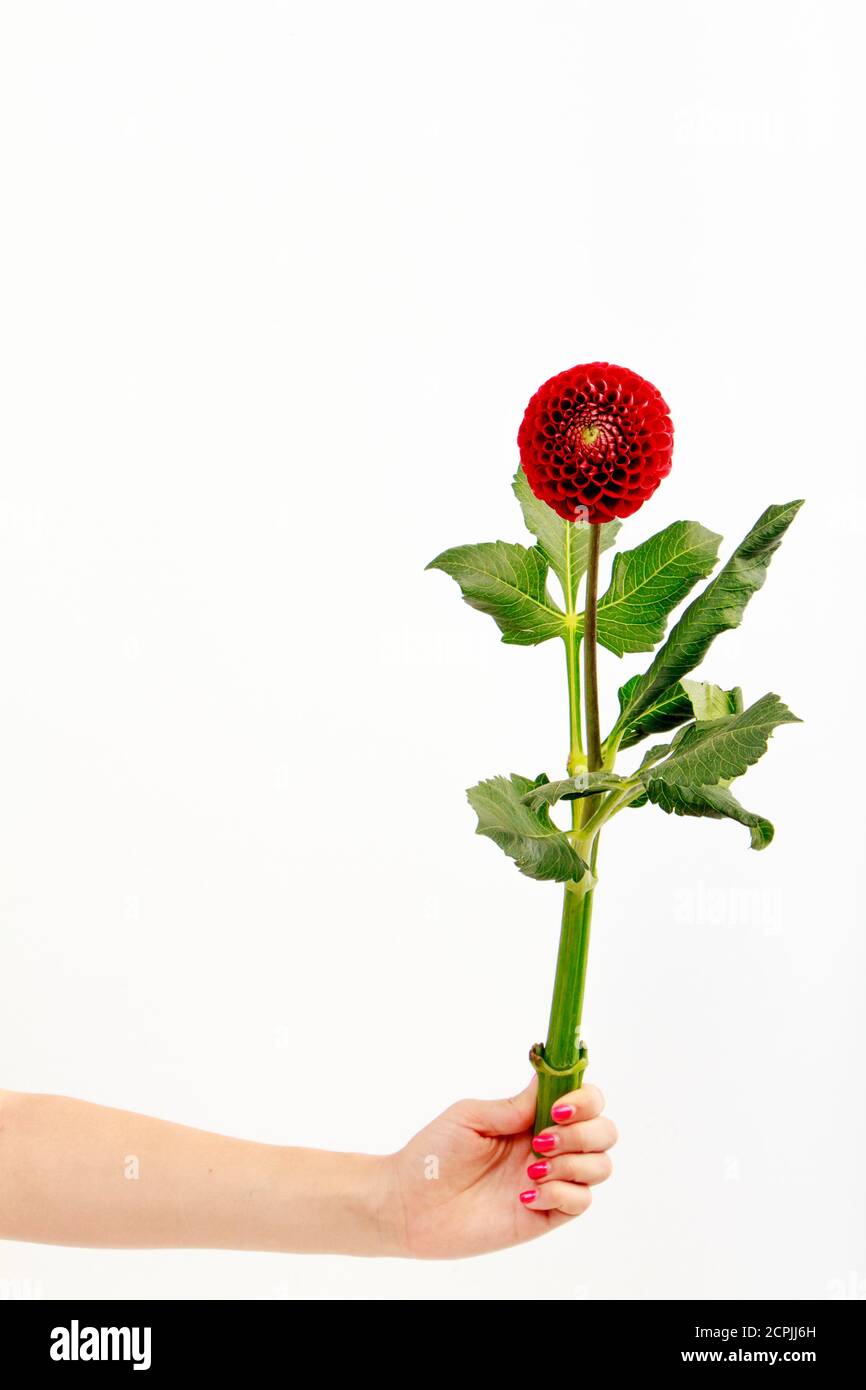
[644,781,774,850]
[467,774,590,882]
[590,521,722,656]
[426,541,566,645]
[512,468,620,604]
[616,676,741,750]
[616,676,693,749]
[521,771,627,812]
[645,693,800,790]
[616,500,803,730]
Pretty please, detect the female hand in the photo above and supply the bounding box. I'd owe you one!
[0,1081,615,1260]
[384,1077,617,1259]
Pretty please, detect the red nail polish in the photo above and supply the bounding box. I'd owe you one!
[519,1189,538,1205]
[532,1133,557,1153]
[551,1103,575,1122]
[527,1160,550,1179]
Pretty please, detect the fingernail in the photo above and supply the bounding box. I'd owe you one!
[551,1103,575,1122]
[519,1189,538,1205]
[532,1133,558,1153]
[527,1160,550,1179]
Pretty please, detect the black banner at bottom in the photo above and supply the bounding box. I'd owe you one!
[1,1298,860,1373]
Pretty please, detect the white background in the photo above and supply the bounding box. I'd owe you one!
[1,0,864,1301]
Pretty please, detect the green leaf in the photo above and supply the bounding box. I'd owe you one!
[616,676,692,749]
[521,771,627,812]
[636,740,676,770]
[625,741,674,807]
[616,676,741,750]
[644,781,774,850]
[681,678,743,721]
[645,692,800,790]
[512,468,620,604]
[616,500,803,730]
[426,541,566,645]
[467,774,590,883]
[591,521,722,656]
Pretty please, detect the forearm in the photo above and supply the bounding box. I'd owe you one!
[0,1090,401,1256]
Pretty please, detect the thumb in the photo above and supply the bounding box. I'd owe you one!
[456,1076,537,1137]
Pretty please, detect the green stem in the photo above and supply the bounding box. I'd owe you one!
[563,524,583,775]
[535,875,597,1129]
[580,782,643,839]
[565,634,582,776]
[600,728,622,766]
[534,521,605,1132]
[583,523,602,773]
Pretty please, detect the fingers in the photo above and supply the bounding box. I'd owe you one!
[518,1086,616,1215]
[454,1076,537,1137]
[527,1151,613,1187]
[519,1180,592,1216]
[531,1114,618,1157]
[548,1083,605,1124]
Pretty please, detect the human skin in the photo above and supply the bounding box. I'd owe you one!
[0,1080,615,1259]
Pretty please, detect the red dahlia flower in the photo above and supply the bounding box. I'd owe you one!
[517,362,673,524]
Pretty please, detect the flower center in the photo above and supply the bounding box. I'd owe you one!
[564,413,620,475]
